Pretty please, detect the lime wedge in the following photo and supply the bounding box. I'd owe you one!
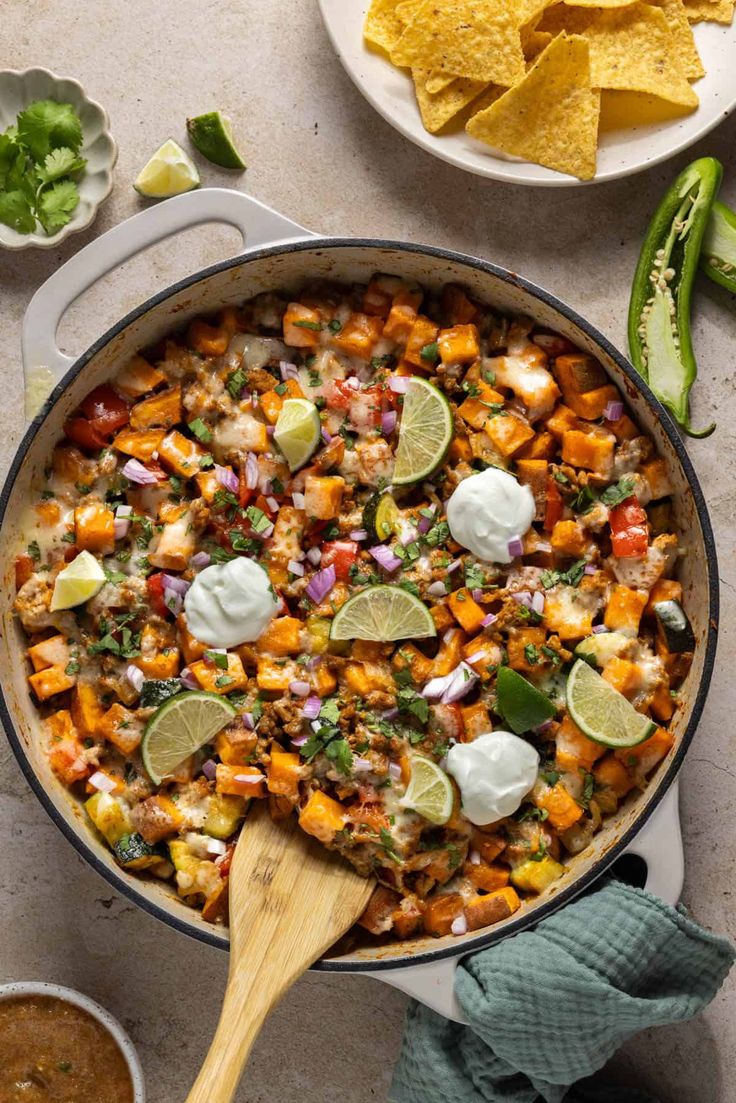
[566,659,656,748]
[187,111,246,170]
[142,691,236,784]
[50,550,106,611]
[496,665,556,735]
[274,398,321,471]
[392,377,453,486]
[330,584,436,642]
[401,756,454,826]
[134,139,200,198]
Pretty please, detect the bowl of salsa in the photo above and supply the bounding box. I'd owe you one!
[0,981,144,1102]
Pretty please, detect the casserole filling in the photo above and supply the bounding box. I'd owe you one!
[13,275,692,943]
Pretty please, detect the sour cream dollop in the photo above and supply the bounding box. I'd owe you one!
[446,731,539,825]
[446,467,535,564]
[184,558,278,649]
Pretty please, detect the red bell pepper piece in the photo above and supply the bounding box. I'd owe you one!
[64,416,108,452]
[80,384,130,436]
[147,573,169,618]
[321,539,359,582]
[544,476,563,533]
[609,496,648,558]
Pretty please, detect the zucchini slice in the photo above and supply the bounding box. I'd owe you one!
[113,832,160,870]
[653,599,695,654]
[362,491,400,542]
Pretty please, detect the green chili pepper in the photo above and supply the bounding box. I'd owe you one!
[700,199,736,294]
[627,156,721,438]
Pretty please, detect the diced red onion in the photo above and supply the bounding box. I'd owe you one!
[205,837,228,857]
[266,496,279,513]
[447,559,462,574]
[465,651,485,664]
[350,529,368,541]
[471,588,483,603]
[512,591,533,608]
[417,515,433,535]
[191,551,211,569]
[344,376,360,390]
[389,761,402,782]
[215,465,239,494]
[369,545,402,573]
[531,591,545,615]
[114,518,130,540]
[266,425,275,437]
[427,580,447,598]
[422,671,455,699]
[536,541,552,553]
[469,850,481,866]
[202,759,217,781]
[381,410,397,435]
[382,707,399,720]
[88,770,117,793]
[306,564,337,603]
[481,612,497,627]
[321,427,333,444]
[443,628,456,644]
[604,400,624,422]
[258,523,274,540]
[440,662,479,704]
[291,734,309,748]
[234,773,263,785]
[122,458,159,485]
[535,719,554,733]
[279,360,300,381]
[163,587,183,617]
[242,712,255,730]
[289,679,311,697]
[302,695,322,720]
[116,504,133,518]
[126,663,144,692]
[592,624,609,634]
[507,536,524,558]
[163,573,190,595]
[292,492,306,510]
[584,564,597,575]
[180,667,198,690]
[388,375,410,393]
[244,452,259,489]
[353,757,372,772]
[250,392,257,408]
[451,915,468,936]
[401,525,419,547]
[287,559,304,576]
[306,546,322,567]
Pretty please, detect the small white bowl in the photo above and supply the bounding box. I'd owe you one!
[0,67,117,250]
[0,980,145,1101]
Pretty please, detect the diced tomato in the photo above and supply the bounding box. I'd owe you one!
[350,801,390,834]
[321,540,358,582]
[64,417,108,452]
[80,384,130,436]
[238,471,254,509]
[147,572,169,617]
[609,496,648,558]
[544,476,563,533]
[328,381,383,428]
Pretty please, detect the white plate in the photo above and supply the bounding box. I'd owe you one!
[318,1,736,186]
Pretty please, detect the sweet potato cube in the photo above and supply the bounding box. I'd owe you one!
[615,726,674,774]
[176,613,208,664]
[134,794,184,844]
[382,289,423,343]
[555,713,604,772]
[438,324,480,365]
[462,637,501,680]
[561,429,615,478]
[465,860,510,893]
[130,385,182,430]
[457,380,505,429]
[543,588,594,641]
[259,377,303,424]
[650,682,674,723]
[149,509,197,571]
[554,352,607,397]
[516,458,549,521]
[115,354,166,398]
[74,501,114,554]
[442,284,477,325]
[641,458,672,501]
[645,578,683,615]
[256,658,297,693]
[423,892,464,937]
[448,588,486,634]
[299,790,345,844]
[332,312,384,361]
[283,303,322,347]
[430,603,455,632]
[433,631,466,676]
[359,885,402,934]
[602,656,639,697]
[572,385,620,421]
[215,728,257,766]
[464,886,520,931]
[190,653,247,694]
[216,764,266,799]
[188,319,229,357]
[550,519,589,558]
[594,753,635,798]
[46,710,89,785]
[98,704,142,755]
[158,430,205,478]
[112,427,166,463]
[310,664,338,697]
[392,643,434,685]
[605,585,648,635]
[517,431,556,460]
[256,616,302,656]
[303,474,345,520]
[484,413,534,458]
[461,699,491,740]
[28,634,69,672]
[608,413,639,442]
[71,682,104,738]
[267,751,302,801]
[533,781,583,832]
[544,403,580,439]
[404,315,440,368]
[343,661,394,696]
[194,468,223,502]
[507,626,547,675]
[28,664,76,700]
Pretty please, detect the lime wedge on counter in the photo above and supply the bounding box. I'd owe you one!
[330,584,436,642]
[50,550,106,611]
[496,665,556,735]
[392,377,453,485]
[187,111,246,170]
[142,691,236,784]
[566,659,656,749]
[274,398,321,471]
[134,139,200,198]
[401,756,454,826]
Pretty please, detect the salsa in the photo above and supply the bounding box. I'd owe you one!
[0,995,134,1102]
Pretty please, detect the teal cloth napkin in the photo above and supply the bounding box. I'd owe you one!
[390,880,735,1103]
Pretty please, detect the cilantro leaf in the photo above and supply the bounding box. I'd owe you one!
[0,190,35,233]
[600,476,635,508]
[37,179,79,234]
[17,100,83,161]
[37,146,86,184]
[397,686,429,724]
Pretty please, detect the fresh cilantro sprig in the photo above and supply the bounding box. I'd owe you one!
[0,100,87,236]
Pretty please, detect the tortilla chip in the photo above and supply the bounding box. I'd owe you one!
[521,27,554,60]
[683,0,734,21]
[466,33,600,180]
[413,68,489,131]
[649,0,705,78]
[563,0,637,6]
[390,0,526,86]
[396,0,426,21]
[364,0,406,52]
[426,69,457,93]
[516,0,557,22]
[540,3,699,106]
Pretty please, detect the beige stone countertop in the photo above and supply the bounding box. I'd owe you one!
[1,2,735,1100]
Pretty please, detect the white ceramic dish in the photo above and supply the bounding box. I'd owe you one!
[0,68,117,249]
[318,1,736,187]
[0,980,145,1101]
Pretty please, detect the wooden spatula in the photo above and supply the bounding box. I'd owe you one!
[185,803,374,1103]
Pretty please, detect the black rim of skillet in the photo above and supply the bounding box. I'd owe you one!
[0,238,719,971]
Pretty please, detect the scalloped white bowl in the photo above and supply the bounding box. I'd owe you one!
[0,68,117,249]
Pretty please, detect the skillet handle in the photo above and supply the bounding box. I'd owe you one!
[21,187,311,416]
[619,779,683,905]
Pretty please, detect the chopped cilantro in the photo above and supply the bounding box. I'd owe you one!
[27,540,40,562]
[419,342,439,364]
[245,505,271,534]
[215,674,234,688]
[378,827,402,864]
[397,686,429,724]
[328,319,342,334]
[524,643,540,666]
[204,650,228,670]
[274,382,288,396]
[226,366,247,399]
[570,484,597,514]
[293,319,323,332]
[600,476,635,508]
